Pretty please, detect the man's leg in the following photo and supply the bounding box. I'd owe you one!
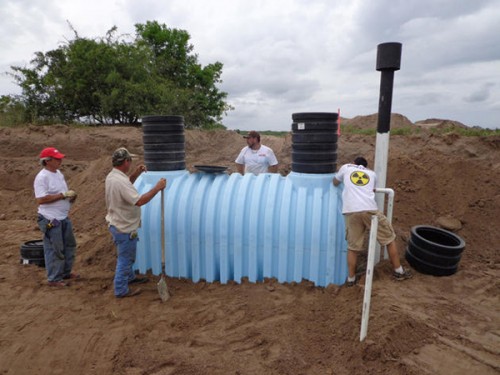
[110,227,134,296]
[62,219,77,278]
[386,241,401,270]
[345,212,366,285]
[347,249,358,279]
[45,226,66,282]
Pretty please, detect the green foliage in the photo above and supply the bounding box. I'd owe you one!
[0,95,27,126]
[259,130,289,137]
[391,126,420,135]
[429,126,500,137]
[339,126,376,135]
[339,125,499,137]
[9,21,231,128]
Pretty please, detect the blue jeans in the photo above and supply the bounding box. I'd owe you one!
[37,215,77,282]
[109,225,139,297]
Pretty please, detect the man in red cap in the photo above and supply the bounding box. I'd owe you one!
[34,147,79,287]
[235,131,278,175]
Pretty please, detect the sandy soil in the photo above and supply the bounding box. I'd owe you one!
[0,117,499,375]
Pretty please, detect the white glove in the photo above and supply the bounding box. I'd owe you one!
[63,190,77,199]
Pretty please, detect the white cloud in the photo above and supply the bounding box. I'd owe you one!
[0,0,498,129]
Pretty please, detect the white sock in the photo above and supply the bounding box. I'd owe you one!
[394,266,404,274]
[347,275,356,282]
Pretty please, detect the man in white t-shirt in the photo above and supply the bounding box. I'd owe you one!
[235,131,278,175]
[34,147,79,287]
[105,147,167,298]
[333,156,412,286]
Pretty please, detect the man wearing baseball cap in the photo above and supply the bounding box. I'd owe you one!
[105,147,167,298]
[34,147,79,287]
[235,131,279,175]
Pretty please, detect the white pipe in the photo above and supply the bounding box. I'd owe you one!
[360,214,378,342]
[375,188,394,224]
[360,188,395,342]
[374,133,390,208]
[373,188,394,261]
[374,132,390,262]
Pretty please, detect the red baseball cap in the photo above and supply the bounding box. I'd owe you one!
[39,147,65,159]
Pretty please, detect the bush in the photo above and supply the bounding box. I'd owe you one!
[0,95,27,127]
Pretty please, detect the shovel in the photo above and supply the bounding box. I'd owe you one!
[157,188,170,302]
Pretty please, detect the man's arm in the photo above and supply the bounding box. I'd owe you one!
[129,164,147,184]
[36,193,65,205]
[268,164,278,173]
[135,178,167,206]
[333,177,341,186]
[236,163,244,174]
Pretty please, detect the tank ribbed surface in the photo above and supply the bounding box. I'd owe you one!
[134,171,348,286]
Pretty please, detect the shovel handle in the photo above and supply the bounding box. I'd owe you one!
[161,189,165,268]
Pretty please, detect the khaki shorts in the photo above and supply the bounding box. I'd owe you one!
[344,211,396,251]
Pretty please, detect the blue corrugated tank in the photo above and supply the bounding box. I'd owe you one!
[133,170,348,287]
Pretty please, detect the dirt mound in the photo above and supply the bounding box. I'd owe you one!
[342,113,415,129]
[341,113,474,131]
[0,125,498,375]
[415,118,469,129]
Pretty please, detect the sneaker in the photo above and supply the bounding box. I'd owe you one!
[393,269,413,281]
[63,273,80,280]
[48,280,69,287]
[345,276,358,287]
[116,287,142,298]
[129,277,149,285]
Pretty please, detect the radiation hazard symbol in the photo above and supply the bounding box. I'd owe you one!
[350,171,370,186]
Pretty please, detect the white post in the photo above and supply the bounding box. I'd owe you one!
[360,188,394,342]
[374,42,402,263]
[360,214,378,342]
[374,134,390,262]
[375,188,394,223]
[374,188,394,261]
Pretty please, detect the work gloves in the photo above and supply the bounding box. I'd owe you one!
[63,190,77,202]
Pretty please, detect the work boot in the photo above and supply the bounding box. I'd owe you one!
[129,277,149,284]
[63,273,80,280]
[48,280,69,287]
[345,276,358,287]
[116,288,142,298]
[393,268,413,281]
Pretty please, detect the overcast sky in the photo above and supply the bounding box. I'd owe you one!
[1,0,499,130]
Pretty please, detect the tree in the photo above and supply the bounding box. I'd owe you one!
[0,95,26,126]
[135,21,232,128]
[10,21,232,127]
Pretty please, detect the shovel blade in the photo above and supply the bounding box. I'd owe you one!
[157,275,170,302]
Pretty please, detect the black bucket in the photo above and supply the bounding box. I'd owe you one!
[142,115,186,171]
[291,112,338,174]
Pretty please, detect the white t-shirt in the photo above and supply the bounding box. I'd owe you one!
[335,163,378,214]
[34,169,71,220]
[105,168,141,233]
[235,145,278,175]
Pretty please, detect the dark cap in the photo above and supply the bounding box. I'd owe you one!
[112,147,137,166]
[243,130,260,139]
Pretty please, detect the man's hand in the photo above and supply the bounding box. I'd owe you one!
[236,163,244,175]
[156,178,167,191]
[134,164,147,175]
[63,190,77,202]
[63,190,77,198]
[129,164,147,184]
